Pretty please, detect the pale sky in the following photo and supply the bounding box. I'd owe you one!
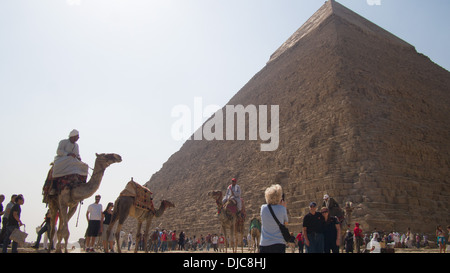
[0,0,449,243]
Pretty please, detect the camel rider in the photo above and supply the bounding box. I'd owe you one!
[52,129,89,180]
[223,178,242,215]
[322,194,343,220]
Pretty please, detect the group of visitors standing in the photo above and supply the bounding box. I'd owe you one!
[258,184,366,254]
[259,184,343,254]
[0,194,25,253]
[301,200,342,253]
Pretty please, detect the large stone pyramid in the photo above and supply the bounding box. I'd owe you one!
[142,0,450,236]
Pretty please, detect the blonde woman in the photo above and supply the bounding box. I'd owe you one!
[259,184,288,253]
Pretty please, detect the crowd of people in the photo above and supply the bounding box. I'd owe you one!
[0,188,449,253]
[258,184,450,254]
[0,130,449,253]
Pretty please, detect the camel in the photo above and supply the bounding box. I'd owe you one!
[249,217,261,253]
[106,182,174,253]
[45,153,122,253]
[208,190,245,253]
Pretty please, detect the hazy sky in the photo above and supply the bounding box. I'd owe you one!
[1,0,449,243]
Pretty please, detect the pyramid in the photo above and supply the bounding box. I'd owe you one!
[141,0,450,237]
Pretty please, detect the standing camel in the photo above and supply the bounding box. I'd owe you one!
[249,217,261,253]
[106,181,174,253]
[209,190,245,253]
[45,153,122,253]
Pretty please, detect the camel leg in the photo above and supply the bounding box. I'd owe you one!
[222,225,227,253]
[46,197,59,253]
[239,222,244,253]
[109,196,132,253]
[114,223,123,253]
[56,204,69,253]
[143,218,152,253]
[105,217,117,253]
[134,221,143,253]
[47,208,57,253]
[62,204,78,253]
[253,234,257,253]
[231,222,236,253]
[108,198,122,253]
[256,232,260,253]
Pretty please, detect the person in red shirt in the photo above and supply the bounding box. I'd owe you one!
[218,234,225,252]
[171,230,177,251]
[296,232,304,253]
[353,223,363,253]
[161,229,168,252]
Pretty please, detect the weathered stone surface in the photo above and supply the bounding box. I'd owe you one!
[138,0,450,237]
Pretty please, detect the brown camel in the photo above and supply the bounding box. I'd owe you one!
[208,190,245,253]
[106,187,175,253]
[249,217,261,253]
[45,153,122,253]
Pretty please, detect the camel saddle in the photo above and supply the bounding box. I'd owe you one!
[120,180,155,212]
[223,198,246,222]
[42,165,87,203]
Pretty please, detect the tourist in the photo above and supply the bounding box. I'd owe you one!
[368,233,381,253]
[85,195,103,252]
[171,230,177,251]
[302,202,324,253]
[102,202,114,253]
[178,231,185,250]
[436,225,446,253]
[296,232,304,253]
[422,234,428,247]
[363,233,370,248]
[212,233,218,252]
[0,194,17,242]
[31,210,51,249]
[2,194,24,253]
[218,233,225,252]
[321,207,340,253]
[344,229,354,253]
[353,222,363,253]
[259,184,288,253]
[161,229,168,252]
[0,194,4,226]
[415,233,421,249]
[151,229,159,252]
[447,226,450,253]
[206,233,212,251]
[127,231,133,251]
[288,232,296,253]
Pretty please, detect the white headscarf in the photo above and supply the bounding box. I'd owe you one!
[69,129,79,138]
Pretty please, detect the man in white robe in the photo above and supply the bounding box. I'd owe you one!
[52,129,89,178]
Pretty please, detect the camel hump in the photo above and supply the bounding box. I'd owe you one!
[120,180,155,211]
[120,180,153,197]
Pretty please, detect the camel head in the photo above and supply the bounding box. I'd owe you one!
[95,153,122,167]
[154,200,174,217]
[208,190,222,201]
[161,200,175,209]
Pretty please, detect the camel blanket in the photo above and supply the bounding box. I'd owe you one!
[120,181,154,211]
